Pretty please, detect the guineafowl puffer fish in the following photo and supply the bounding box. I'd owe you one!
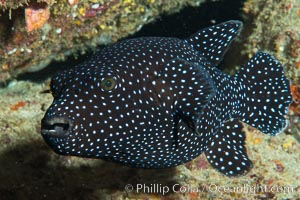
[41,20,292,176]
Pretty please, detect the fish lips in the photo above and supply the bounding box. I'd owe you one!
[41,116,73,139]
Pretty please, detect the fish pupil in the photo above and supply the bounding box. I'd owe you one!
[105,80,112,87]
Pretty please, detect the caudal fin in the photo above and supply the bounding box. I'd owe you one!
[235,52,292,135]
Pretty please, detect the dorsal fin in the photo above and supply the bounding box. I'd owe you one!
[184,20,243,66]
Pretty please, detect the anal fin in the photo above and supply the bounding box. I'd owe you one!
[205,119,253,176]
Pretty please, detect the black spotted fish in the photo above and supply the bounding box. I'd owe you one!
[41,20,292,176]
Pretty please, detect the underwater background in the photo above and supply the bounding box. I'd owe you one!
[0,0,299,199]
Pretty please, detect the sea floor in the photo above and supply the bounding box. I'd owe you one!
[0,80,299,199]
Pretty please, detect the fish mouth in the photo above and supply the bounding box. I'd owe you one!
[41,117,72,139]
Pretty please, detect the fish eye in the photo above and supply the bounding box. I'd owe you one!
[101,77,116,91]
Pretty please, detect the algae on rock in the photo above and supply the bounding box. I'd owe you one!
[0,0,207,83]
